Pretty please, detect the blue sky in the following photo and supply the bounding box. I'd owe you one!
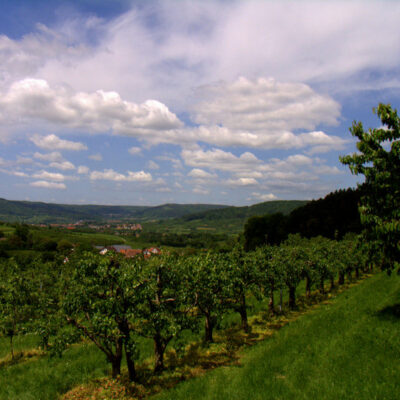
[0,0,399,206]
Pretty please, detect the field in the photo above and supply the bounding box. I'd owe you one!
[1,271,399,399]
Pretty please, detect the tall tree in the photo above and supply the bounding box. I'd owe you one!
[340,104,400,273]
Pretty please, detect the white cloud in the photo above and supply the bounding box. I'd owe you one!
[182,148,261,172]
[34,151,64,162]
[193,77,340,132]
[90,169,152,182]
[16,156,33,165]
[249,192,278,202]
[0,169,29,178]
[1,2,397,105]
[226,177,259,187]
[32,170,65,181]
[31,134,87,151]
[77,165,89,174]
[187,168,216,179]
[0,76,346,151]
[147,160,159,170]
[30,180,66,189]
[128,146,142,155]
[252,192,278,201]
[0,79,183,141]
[89,153,103,161]
[49,161,75,170]
[13,171,28,177]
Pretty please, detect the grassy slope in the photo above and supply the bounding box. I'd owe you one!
[155,272,400,400]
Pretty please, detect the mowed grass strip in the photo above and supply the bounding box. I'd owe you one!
[154,272,400,400]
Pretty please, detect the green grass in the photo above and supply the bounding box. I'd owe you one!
[0,224,14,236]
[154,272,400,400]
[0,334,39,359]
[0,336,155,400]
[2,273,398,400]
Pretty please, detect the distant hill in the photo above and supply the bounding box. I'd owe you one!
[181,200,307,222]
[0,198,228,224]
[147,200,309,234]
[0,198,308,230]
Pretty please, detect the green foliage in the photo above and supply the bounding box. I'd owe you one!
[184,252,231,342]
[243,189,362,251]
[60,253,143,381]
[0,259,34,359]
[136,253,195,373]
[340,103,400,273]
[244,213,288,250]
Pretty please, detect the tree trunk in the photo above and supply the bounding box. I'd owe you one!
[110,338,123,378]
[153,334,166,374]
[268,285,275,314]
[279,289,283,312]
[111,355,122,378]
[320,279,325,294]
[330,276,335,290]
[306,276,311,297]
[338,271,345,285]
[204,313,214,343]
[239,292,249,333]
[355,267,360,278]
[125,343,136,382]
[289,286,296,310]
[347,269,352,282]
[10,334,14,360]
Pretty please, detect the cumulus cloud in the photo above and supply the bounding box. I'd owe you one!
[77,165,89,174]
[249,192,278,202]
[184,77,346,151]
[193,77,340,131]
[128,146,142,155]
[182,148,261,172]
[187,168,217,179]
[226,177,259,187]
[34,151,64,162]
[49,161,75,170]
[31,133,87,151]
[32,170,65,181]
[0,79,183,141]
[30,180,66,189]
[0,76,346,151]
[90,169,152,182]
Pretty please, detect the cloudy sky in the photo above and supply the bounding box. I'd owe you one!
[0,0,399,206]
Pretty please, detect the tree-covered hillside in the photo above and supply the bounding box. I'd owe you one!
[0,198,228,224]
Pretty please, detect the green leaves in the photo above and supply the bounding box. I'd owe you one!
[340,103,400,272]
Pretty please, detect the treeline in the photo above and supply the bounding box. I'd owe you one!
[0,223,76,261]
[136,230,234,250]
[0,235,367,382]
[244,188,362,250]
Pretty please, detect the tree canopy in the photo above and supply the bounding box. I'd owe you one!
[340,103,400,273]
